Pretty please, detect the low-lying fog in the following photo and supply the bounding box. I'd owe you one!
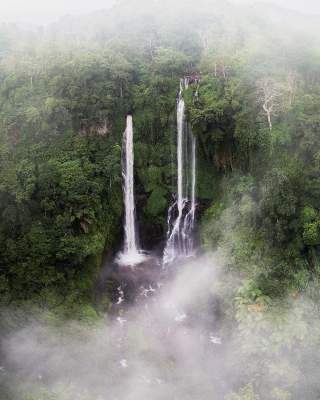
[1,255,318,400]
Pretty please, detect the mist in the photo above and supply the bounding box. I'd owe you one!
[0,0,320,399]
[2,255,318,400]
[230,0,320,15]
[1,0,320,26]
[0,0,116,25]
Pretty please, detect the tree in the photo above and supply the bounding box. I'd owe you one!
[257,78,283,131]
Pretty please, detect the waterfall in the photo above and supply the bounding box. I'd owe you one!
[123,115,137,255]
[163,79,197,265]
[117,115,146,266]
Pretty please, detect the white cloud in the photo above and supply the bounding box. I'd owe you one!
[0,0,319,25]
[0,0,116,25]
[230,0,320,14]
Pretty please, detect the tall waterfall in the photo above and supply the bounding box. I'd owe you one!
[117,115,146,266]
[163,79,197,265]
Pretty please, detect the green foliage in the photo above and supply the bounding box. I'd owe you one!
[146,187,168,217]
[225,384,259,400]
[301,206,320,246]
[153,48,190,77]
[0,0,318,318]
[0,2,320,399]
[0,52,125,307]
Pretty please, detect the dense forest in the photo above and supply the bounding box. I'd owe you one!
[1,0,320,399]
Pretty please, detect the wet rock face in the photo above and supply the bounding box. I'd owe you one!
[138,220,166,252]
[97,255,163,308]
[97,255,224,333]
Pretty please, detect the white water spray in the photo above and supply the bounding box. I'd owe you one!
[163,79,197,265]
[117,115,146,266]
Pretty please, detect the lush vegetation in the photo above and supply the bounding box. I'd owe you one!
[1,0,320,399]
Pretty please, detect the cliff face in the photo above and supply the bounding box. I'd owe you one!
[0,0,320,311]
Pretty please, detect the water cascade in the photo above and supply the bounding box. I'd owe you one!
[163,79,197,265]
[117,115,146,266]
